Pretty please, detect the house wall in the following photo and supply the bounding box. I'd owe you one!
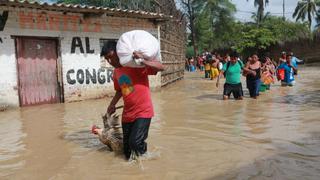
[158,0,186,86]
[0,7,160,107]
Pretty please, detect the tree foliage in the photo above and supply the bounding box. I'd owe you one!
[293,0,320,29]
[193,0,236,51]
[247,0,269,24]
[183,0,311,57]
[49,0,314,57]
[232,16,310,56]
[233,27,276,57]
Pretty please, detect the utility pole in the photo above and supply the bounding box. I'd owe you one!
[282,0,285,20]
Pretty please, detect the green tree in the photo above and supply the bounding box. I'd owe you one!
[251,11,271,24]
[262,16,311,41]
[195,8,213,51]
[206,0,236,49]
[247,0,269,24]
[180,0,205,56]
[233,27,276,57]
[293,0,320,29]
[232,16,310,56]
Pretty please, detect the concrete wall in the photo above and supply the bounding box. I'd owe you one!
[0,7,160,107]
[0,35,19,107]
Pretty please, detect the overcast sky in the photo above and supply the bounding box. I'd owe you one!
[232,0,298,21]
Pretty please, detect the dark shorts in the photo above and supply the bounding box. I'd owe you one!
[223,83,243,99]
[122,118,151,159]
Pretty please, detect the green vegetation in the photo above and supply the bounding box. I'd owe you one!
[249,0,269,24]
[46,0,320,57]
[180,0,316,57]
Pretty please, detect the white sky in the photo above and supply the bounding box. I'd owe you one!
[232,0,298,21]
[232,0,317,27]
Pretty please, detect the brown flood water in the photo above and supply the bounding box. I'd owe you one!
[1,65,320,180]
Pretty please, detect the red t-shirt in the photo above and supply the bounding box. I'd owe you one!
[113,67,157,123]
[197,57,204,65]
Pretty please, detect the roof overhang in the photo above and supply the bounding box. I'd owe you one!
[0,0,172,21]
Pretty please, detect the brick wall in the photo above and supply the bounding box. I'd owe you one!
[0,7,160,107]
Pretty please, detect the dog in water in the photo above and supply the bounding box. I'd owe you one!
[92,114,123,152]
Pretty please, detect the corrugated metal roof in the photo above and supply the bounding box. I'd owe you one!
[0,0,171,20]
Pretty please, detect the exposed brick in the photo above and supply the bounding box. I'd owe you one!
[0,7,160,107]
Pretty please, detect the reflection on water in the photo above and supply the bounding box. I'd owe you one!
[0,65,320,179]
[0,110,25,177]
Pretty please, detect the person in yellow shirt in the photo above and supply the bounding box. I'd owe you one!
[210,57,220,80]
[204,59,211,78]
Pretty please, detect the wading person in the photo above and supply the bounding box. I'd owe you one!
[278,51,286,65]
[216,52,248,100]
[278,54,297,87]
[100,41,164,160]
[289,52,301,76]
[204,55,212,78]
[261,56,276,90]
[244,54,261,99]
[210,57,220,80]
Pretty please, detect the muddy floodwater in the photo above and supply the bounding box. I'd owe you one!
[1,65,320,180]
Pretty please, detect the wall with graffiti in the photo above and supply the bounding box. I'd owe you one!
[0,7,159,107]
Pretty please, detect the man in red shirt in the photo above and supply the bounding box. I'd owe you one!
[100,41,164,159]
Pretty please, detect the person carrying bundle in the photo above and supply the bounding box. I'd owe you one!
[100,30,164,160]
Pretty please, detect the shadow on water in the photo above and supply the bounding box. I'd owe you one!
[275,90,320,107]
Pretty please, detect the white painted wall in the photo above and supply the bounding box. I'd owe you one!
[0,7,161,107]
[0,36,20,107]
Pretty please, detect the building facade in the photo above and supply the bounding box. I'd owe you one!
[0,0,171,107]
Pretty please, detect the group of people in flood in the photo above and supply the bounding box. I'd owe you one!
[186,50,302,100]
[95,30,302,160]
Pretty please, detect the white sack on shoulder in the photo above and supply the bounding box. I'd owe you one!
[116,30,160,67]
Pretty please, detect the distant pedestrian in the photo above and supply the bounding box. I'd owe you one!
[278,54,297,86]
[204,55,212,78]
[198,56,204,71]
[210,57,219,80]
[278,51,286,65]
[289,52,302,75]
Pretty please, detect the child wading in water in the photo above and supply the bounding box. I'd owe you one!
[99,41,164,160]
[210,57,220,80]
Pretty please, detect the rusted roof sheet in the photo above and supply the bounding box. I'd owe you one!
[0,0,171,20]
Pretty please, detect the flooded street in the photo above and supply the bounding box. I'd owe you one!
[1,65,320,180]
